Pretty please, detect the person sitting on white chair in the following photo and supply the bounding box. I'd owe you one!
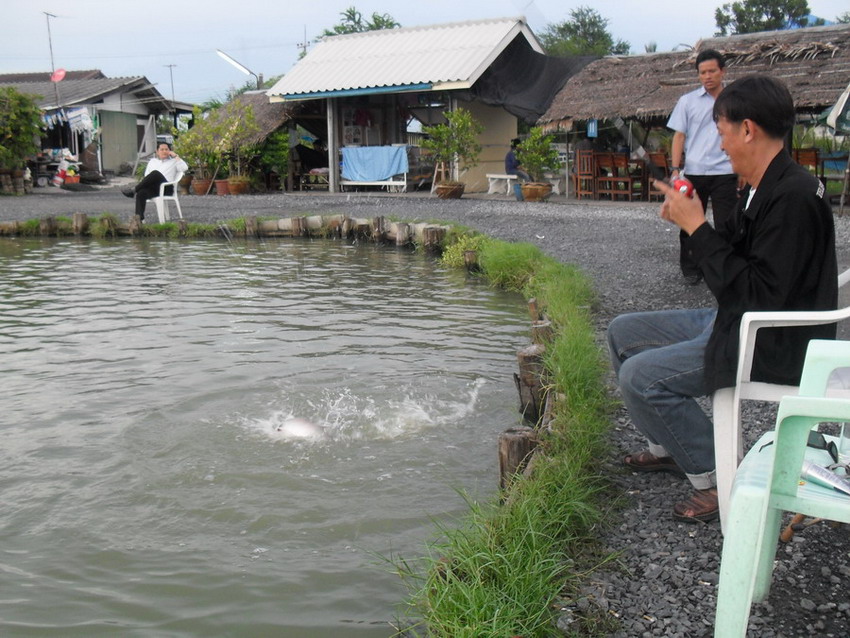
[123,142,188,223]
[607,75,838,524]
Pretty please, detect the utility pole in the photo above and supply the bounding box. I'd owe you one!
[165,64,177,129]
[297,25,309,58]
[44,11,63,146]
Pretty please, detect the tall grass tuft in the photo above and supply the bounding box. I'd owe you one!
[396,234,616,636]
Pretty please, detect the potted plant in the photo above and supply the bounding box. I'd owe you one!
[175,104,244,195]
[174,106,220,195]
[516,127,561,202]
[219,99,261,195]
[420,107,483,199]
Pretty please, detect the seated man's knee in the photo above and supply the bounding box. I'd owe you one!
[607,313,635,353]
[618,355,650,398]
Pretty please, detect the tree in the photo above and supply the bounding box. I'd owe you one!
[714,0,823,35]
[837,11,850,23]
[0,87,44,170]
[320,6,400,37]
[539,6,630,57]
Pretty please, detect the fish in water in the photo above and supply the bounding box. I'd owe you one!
[274,417,325,440]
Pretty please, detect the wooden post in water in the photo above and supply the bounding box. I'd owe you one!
[531,320,554,345]
[324,214,346,238]
[245,216,258,238]
[39,217,57,236]
[528,298,540,321]
[463,250,479,271]
[127,216,142,235]
[0,221,19,236]
[423,226,445,252]
[72,213,88,235]
[393,222,410,246]
[372,216,387,242]
[514,343,546,424]
[291,216,307,237]
[498,426,540,492]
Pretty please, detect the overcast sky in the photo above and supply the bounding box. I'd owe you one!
[3,1,847,105]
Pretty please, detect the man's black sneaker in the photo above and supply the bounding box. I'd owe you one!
[121,186,135,198]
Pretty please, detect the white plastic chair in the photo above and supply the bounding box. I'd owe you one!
[713,267,850,533]
[714,388,850,637]
[152,171,184,223]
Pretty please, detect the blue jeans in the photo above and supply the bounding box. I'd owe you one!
[607,308,717,489]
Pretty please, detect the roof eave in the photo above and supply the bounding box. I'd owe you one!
[270,82,435,102]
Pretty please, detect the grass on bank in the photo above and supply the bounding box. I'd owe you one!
[395,231,618,637]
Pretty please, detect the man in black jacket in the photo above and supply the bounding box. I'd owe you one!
[607,75,837,523]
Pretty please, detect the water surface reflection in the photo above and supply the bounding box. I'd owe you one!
[0,238,528,636]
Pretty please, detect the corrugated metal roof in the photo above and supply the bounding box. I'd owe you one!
[0,76,169,112]
[267,17,542,100]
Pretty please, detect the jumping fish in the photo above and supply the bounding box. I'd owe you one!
[274,417,325,441]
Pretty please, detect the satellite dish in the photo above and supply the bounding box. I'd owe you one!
[51,68,66,83]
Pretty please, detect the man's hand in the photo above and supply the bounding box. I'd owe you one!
[654,179,706,235]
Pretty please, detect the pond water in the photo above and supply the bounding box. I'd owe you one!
[0,237,529,637]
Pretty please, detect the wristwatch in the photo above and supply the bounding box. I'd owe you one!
[670,166,680,171]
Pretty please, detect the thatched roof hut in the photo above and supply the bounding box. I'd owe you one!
[539,23,850,131]
[214,91,294,143]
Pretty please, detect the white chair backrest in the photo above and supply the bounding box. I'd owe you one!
[714,266,850,532]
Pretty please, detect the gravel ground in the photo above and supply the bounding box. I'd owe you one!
[2,183,850,637]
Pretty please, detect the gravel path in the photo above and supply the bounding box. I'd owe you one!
[2,184,849,636]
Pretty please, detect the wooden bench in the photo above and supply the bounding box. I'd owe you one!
[486,173,518,195]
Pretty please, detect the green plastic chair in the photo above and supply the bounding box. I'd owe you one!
[714,340,850,636]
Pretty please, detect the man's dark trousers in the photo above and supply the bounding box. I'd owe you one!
[133,170,169,220]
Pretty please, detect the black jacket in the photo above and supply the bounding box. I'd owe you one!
[687,150,837,391]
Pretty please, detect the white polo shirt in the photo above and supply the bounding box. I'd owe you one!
[667,86,734,176]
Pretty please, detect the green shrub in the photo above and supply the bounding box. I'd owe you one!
[440,232,492,268]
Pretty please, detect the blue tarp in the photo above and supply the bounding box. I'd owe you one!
[341,146,408,182]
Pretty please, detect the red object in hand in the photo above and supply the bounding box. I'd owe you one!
[672,177,695,198]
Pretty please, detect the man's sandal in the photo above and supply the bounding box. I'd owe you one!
[673,488,719,523]
[623,450,686,478]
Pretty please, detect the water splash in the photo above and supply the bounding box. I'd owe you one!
[241,377,486,443]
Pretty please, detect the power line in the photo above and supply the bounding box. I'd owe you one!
[1,40,303,63]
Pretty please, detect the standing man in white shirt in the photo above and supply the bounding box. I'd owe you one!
[123,142,188,223]
[667,49,738,285]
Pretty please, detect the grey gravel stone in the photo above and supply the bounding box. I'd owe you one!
[2,186,849,636]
